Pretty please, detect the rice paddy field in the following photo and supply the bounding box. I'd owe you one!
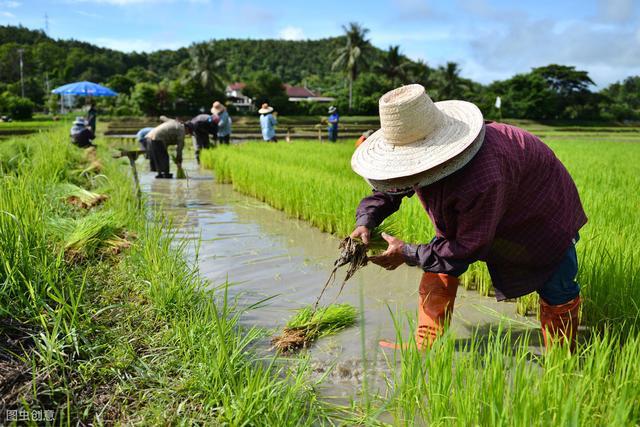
[201,129,640,326]
[2,122,640,425]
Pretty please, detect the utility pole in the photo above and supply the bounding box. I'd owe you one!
[44,13,49,35]
[17,48,25,98]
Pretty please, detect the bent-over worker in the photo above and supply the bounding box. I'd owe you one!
[136,126,155,171]
[350,84,586,352]
[146,118,189,179]
[186,113,218,164]
[70,117,95,148]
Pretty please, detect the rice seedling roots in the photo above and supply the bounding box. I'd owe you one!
[271,327,310,353]
[313,236,368,309]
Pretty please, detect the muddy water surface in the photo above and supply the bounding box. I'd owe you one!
[139,159,540,398]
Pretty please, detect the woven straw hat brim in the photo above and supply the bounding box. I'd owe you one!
[258,107,274,114]
[211,106,225,114]
[351,100,483,181]
[365,125,485,192]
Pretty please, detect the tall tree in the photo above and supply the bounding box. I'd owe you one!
[182,43,227,93]
[375,45,410,87]
[405,59,432,88]
[437,62,467,99]
[332,22,372,111]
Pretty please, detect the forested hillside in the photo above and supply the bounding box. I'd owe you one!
[1,24,638,121]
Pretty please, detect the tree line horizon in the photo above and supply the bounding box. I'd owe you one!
[0,23,638,122]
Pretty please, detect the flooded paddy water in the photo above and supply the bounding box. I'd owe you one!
[140,157,541,400]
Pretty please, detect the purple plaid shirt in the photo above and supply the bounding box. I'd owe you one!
[355,122,587,300]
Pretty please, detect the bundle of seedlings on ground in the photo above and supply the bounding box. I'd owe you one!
[271,304,357,353]
[49,211,133,262]
[54,183,108,209]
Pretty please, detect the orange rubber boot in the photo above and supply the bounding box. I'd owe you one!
[380,272,459,350]
[539,296,581,352]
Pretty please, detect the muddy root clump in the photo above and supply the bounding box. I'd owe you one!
[271,328,309,353]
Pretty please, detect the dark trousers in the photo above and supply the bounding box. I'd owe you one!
[219,134,230,145]
[328,127,338,142]
[149,139,170,174]
[193,135,211,164]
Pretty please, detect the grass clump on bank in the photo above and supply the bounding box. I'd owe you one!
[201,137,640,329]
[0,128,331,425]
[272,304,357,353]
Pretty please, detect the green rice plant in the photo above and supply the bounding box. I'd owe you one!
[272,304,357,352]
[201,137,640,329]
[52,182,108,208]
[0,128,333,424]
[366,313,640,426]
[48,211,131,262]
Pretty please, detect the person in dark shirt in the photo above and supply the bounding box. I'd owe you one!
[86,101,97,132]
[327,106,339,142]
[186,113,219,164]
[70,117,95,148]
[351,85,586,352]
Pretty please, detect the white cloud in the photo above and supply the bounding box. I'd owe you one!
[278,26,305,40]
[0,1,19,7]
[92,37,185,52]
[1,10,15,17]
[75,10,100,18]
[598,0,635,22]
[467,17,640,87]
[66,0,207,4]
[392,0,432,20]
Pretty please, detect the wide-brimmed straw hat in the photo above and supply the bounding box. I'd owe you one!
[258,103,274,114]
[211,101,226,114]
[351,84,484,192]
[328,105,337,114]
[73,117,86,126]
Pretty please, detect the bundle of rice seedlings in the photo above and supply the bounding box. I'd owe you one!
[49,212,132,262]
[271,304,357,353]
[54,183,108,209]
[170,154,187,179]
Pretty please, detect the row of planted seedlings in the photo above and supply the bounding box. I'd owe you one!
[200,137,640,424]
[201,138,640,327]
[0,128,336,425]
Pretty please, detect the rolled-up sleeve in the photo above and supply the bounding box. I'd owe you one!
[355,190,413,229]
[403,182,506,276]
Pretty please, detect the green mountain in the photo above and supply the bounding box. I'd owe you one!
[0,25,387,105]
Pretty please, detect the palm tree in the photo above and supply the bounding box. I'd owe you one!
[332,22,371,111]
[437,62,467,99]
[183,43,227,92]
[375,45,410,87]
[406,59,432,88]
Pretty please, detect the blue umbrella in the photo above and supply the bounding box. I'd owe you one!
[52,81,118,96]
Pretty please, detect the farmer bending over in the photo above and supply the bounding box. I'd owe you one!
[350,84,586,351]
[146,117,190,179]
[186,112,218,164]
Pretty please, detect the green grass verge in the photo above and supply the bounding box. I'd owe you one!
[0,128,330,424]
[200,136,640,329]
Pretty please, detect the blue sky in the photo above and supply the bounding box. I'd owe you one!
[2,0,639,87]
